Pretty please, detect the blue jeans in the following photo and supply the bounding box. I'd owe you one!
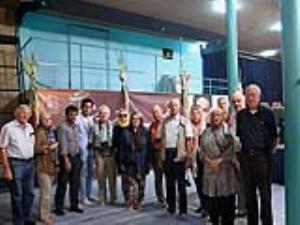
[80,147,94,201]
[8,158,35,225]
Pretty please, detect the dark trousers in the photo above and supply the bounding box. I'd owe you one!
[241,151,273,225]
[194,158,206,209]
[55,155,82,211]
[8,158,35,225]
[153,151,165,203]
[206,195,235,225]
[164,148,187,214]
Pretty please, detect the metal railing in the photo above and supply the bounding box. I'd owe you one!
[203,77,228,95]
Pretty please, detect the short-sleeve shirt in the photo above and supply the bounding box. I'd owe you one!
[236,105,277,151]
[0,120,35,159]
[163,114,193,149]
[58,121,80,156]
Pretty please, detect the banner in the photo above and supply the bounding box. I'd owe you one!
[37,89,180,125]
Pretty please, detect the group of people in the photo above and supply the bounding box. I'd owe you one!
[0,83,278,225]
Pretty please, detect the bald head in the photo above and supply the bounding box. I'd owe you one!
[152,104,163,121]
[168,98,181,116]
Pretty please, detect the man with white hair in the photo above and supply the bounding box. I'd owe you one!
[0,105,36,225]
[93,104,116,206]
[236,84,277,225]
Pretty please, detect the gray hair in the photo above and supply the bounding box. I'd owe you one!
[245,84,262,96]
[98,104,110,114]
[14,104,31,117]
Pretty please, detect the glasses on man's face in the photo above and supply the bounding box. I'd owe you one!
[119,114,127,118]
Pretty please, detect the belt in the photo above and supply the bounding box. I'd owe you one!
[243,149,264,156]
[8,157,33,162]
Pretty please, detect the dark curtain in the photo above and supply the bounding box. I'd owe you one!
[202,50,283,103]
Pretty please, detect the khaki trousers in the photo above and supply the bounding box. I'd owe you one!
[95,151,117,204]
[38,173,54,223]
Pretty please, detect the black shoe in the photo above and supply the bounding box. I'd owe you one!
[55,209,65,216]
[167,208,175,215]
[70,207,84,213]
[200,210,208,218]
[195,206,202,214]
[24,221,36,225]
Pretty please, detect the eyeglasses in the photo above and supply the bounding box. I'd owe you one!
[119,114,127,118]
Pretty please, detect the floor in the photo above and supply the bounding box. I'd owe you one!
[0,171,285,225]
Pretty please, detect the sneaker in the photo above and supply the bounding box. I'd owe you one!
[82,198,93,206]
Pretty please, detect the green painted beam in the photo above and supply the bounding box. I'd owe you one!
[281,0,300,225]
[226,0,239,97]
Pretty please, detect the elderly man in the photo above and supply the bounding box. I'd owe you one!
[230,91,246,217]
[0,105,36,225]
[93,105,116,206]
[149,104,165,205]
[217,96,230,122]
[55,105,83,215]
[159,98,193,218]
[77,98,95,205]
[236,84,277,225]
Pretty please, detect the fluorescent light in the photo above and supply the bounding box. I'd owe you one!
[258,49,279,57]
[270,22,282,32]
[212,0,242,14]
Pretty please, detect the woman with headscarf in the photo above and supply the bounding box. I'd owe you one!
[112,108,130,203]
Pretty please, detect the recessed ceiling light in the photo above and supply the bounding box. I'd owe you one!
[258,49,279,57]
[270,22,282,32]
[211,0,242,14]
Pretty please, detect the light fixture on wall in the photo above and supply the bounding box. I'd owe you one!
[258,49,279,58]
[270,22,282,32]
[211,0,242,14]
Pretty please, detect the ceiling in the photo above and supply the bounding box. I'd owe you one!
[82,0,281,55]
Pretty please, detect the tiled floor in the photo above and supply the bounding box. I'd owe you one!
[0,171,285,225]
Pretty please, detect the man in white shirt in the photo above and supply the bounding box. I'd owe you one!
[159,99,193,218]
[0,105,36,225]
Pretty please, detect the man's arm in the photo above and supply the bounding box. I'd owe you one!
[0,126,12,180]
[268,110,279,151]
[58,126,72,172]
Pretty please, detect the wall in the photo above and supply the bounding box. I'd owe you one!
[0,6,19,126]
[19,12,205,94]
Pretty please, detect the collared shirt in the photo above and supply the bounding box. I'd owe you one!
[191,122,206,152]
[0,120,35,159]
[77,114,94,151]
[93,120,113,148]
[58,121,80,156]
[149,120,163,150]
[236,105,277,151]
[163,114,193,149]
